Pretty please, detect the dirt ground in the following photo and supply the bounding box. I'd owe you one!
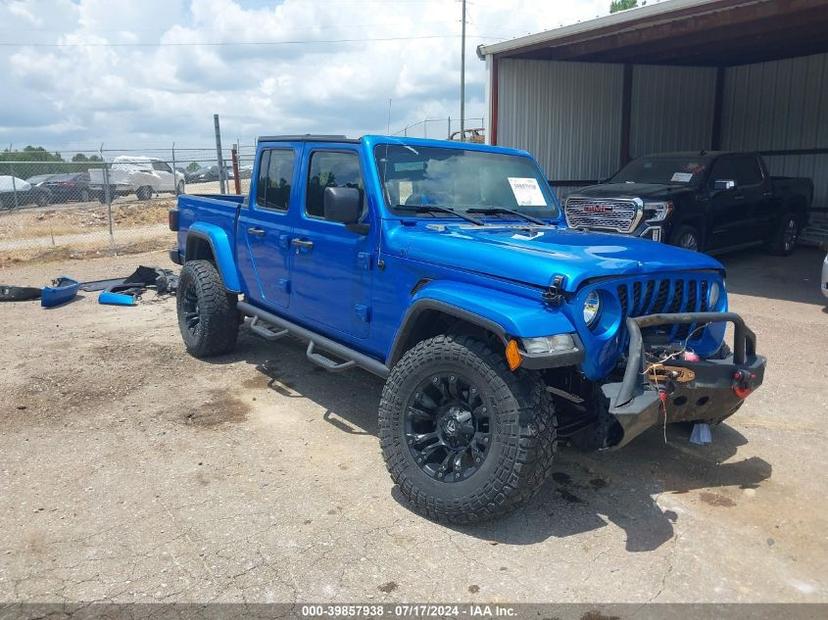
[0,246,827,606]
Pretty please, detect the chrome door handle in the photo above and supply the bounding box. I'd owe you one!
[247,227,266,237]
[291,238,314,249]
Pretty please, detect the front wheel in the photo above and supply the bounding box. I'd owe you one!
[176,260,239,358]
[379,335,557,523]
[670,225,702,252]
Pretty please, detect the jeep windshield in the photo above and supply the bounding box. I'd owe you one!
[609,156,708,186]
[374,144,560,221]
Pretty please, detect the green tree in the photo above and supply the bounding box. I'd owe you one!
[186,161,201,172]
[0,146,65,178]
[71,153,102,163]
[610,0,644,13]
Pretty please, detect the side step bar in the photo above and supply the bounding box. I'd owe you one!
[237,301,389,378]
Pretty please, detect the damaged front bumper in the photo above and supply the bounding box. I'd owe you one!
[601,312,766,448]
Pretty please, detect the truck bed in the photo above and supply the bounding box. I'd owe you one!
[175,194,244,259]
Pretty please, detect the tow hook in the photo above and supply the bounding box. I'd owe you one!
[732,369,756,399]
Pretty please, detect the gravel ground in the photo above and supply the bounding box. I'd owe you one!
[0,246,826,606]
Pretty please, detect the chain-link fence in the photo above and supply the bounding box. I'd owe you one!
[392,117,485,142]
[0,144,255,264]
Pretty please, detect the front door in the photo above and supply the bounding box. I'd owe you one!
[707,156,758,250]
[237,147,299,309]
[289,146,373,340]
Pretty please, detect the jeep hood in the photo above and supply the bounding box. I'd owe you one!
[390,224,723,291]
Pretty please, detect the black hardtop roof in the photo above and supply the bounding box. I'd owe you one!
[257,134,359,144]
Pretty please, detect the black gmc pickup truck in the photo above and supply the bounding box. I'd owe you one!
[564,151,813,255]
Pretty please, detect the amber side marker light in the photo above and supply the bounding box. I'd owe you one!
[505,339,523,371]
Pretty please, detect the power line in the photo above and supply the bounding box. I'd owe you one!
[0,34,501,48]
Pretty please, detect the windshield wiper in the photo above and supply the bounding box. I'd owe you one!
[467,206,546,225]
[395,204,484,226]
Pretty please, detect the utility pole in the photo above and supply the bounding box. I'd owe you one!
[460,0,466,142]
[214,114,226,194]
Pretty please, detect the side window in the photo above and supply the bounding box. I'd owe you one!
[306,151,363,219]
[710,158,738,186]
[152,161,172,173]
[733,156,763,186]
[255,149,295,211]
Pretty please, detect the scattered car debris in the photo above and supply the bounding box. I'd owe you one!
[41,277,80,308]
[0,265,177,308]
[0,285,42,302]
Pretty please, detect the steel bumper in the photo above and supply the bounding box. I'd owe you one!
[601,312,766,448]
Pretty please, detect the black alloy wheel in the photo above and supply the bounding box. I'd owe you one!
[405,372,491,482]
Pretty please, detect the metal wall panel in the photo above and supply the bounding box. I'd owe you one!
[722,52,828,212]
[630,65,717,157]
[497,59,624,181]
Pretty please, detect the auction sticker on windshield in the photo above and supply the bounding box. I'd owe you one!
[507,177,547,207]
[671,172,694,183]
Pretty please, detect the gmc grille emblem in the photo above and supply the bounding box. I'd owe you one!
[584,205,613,213]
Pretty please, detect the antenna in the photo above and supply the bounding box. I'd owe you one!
[386,98,392,136]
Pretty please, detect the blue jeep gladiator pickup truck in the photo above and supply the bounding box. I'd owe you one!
[169,135,766,523]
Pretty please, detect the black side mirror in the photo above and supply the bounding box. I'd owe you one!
[323,186,364,230]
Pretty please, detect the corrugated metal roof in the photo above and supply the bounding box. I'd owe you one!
[477,0,739,58]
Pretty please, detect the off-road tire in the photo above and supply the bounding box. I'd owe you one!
[177,260,239,358]
[767,212,799,256]
[379,335,557,523]
[670,225,702,252]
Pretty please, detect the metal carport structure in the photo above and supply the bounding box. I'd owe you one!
[477,0,828,235]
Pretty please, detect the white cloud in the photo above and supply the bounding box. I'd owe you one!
[0,0,610,152]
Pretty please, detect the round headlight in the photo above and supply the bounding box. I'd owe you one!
[583,291,601,327]
[708,282,720,308]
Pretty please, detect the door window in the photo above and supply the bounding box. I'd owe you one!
[151,161,172,173]
[732,156,763,186]
[255,149,295,211]
[306,151,363,219]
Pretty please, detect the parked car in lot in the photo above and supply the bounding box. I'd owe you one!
[89,156,184,202]
[565,151,813,256]
[187,165,234,183]
[169,135,766,523]
[0,176,50,209]
[38,172,93,203]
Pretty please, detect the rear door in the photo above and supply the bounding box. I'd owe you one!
[237,146,300,309]
[289,145,374,339]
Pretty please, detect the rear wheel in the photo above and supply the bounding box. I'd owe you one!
[176,180,185,195]
[670,225,702,252]
[79,189,90,202]
[176,260,239,358]
[379,334,557,523]
[768,213,799,256]
[136,186,153,201]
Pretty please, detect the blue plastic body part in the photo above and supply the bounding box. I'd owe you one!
[98,291,137,306]
[41,276,80,308]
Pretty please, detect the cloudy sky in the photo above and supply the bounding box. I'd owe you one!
[1,0,613,154]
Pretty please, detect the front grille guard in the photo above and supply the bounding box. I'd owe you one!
[613,312,758,408]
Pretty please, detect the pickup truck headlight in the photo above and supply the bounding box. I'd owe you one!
[643,201,673,222]
[522,334,577,355]
[583,290,601,327]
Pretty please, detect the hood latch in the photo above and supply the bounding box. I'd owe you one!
[543,275,567,306]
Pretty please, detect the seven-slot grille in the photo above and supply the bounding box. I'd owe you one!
[565,196,641,233]
[613,276,713,342]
